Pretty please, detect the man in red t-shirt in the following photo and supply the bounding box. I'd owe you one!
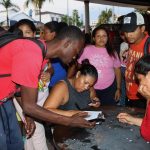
[0,26,95,149]
[121,12,150,108]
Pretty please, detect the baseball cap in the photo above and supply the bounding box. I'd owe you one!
[121,12,145,32]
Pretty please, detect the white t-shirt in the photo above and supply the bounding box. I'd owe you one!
[120,42,129,67]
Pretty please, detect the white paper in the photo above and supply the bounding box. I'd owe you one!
[84,111,102,120]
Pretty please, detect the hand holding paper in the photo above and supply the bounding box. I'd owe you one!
[84,111,105,124]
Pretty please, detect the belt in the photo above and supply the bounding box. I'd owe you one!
[0,91,19,103]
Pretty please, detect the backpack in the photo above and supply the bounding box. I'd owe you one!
[144,37,150,55]
[0,30,47,78]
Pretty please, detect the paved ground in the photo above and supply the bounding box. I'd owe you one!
[53,107,150,150]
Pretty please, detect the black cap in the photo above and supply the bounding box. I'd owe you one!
[121,12,145,32]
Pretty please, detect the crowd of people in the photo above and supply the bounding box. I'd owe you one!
[0,11,150,150]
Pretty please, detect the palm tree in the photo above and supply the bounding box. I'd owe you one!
[72,9,83,27]
[97,8,112,26]
[0,0,20,26]
[135,8,149,14]
[61,15,73,25]
[25,0,52,22]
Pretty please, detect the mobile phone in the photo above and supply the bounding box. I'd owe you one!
[89,118,105,123]
[89,99,99,104]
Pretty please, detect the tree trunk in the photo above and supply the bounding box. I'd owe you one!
[39,8,41,22]
[6,8,9,27]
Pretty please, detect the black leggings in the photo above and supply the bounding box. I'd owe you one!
[96,80,117,106]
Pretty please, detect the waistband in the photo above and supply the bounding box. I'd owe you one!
[0,97,12,103]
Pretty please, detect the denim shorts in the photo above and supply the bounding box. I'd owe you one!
[0,99,24,150]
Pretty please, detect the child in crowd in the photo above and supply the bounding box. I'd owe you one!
[78,26,121,105]
[117,55,150,141]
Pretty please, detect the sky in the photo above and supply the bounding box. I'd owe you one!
[0,0,134,24]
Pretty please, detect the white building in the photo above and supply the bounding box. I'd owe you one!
[0,8,64,27]
[0,7,20,26]
[91,19,98,27]
[34,10,64,23]
[1,11,38,27]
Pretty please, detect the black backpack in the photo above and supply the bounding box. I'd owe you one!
[0,29,47,78]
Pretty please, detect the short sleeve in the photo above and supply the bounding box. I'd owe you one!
[113,52,121,68]
[11,40,43,88]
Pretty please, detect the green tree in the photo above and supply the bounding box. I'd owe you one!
[61,15,73,25]
[135,8,148,14]
[72,9,83,28]
[25,0,52,22]
[61,10,83,28]
[0,0,20,26]
[97,8,112,26]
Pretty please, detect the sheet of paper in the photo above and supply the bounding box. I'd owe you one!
[84,111,102,120]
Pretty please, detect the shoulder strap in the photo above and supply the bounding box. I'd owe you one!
[144,37,150,56]
[0,74,11,78]
[25,38,47,60]
[0,32,47,59]
[0,32,21,48]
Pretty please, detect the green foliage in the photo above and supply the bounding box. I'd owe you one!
[61,15,73,25]
[0,0,19,9]
[25,0,52,21]
[61,9,83,28]
[72,9,83,27]
[97,8,112,26]
[135,8,148,14]
[0,0,20,26]
[25,0,51,9]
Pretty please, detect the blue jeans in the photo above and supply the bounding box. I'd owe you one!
[0,100,23,150]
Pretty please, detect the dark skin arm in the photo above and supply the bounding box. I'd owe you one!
[88,87,100,108]
[21,85,95,128]
[67,60,78,79]
[114,67,121,101]
[15,96,35,138]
